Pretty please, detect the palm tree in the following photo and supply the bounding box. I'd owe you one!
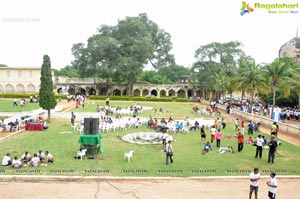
[282,65,300,108]
[262,57,295,118]
[234,60,268,103]
[235,56,254,100]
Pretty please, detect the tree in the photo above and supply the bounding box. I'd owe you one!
[194,41,244,76]
[158,64,191,82]
[138,13,175,69]
[137,71,171,84]
[39,55,57,122]
[69,14,174,95]
[192,41,245,99]
[54,66,79,78]
[234,60,268,103]
[262,57,295,117]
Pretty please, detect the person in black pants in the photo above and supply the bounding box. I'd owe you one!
[237,132,244,152]
[255,135,264,158]
[268,136,278,164]
[165,140,173,165]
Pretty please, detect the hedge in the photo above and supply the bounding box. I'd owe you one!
[0,93,38,98]
[89,95,188,102]
[0,93,67,100]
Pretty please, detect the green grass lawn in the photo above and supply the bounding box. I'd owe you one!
[0,99,41,112]
[70,100,212,119]
[1,118,299,177]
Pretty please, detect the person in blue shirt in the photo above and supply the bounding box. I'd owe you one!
[248,120,254,135]
[202,142,212,154]
[262,136,268,145]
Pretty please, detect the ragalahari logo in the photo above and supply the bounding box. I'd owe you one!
[240,2,254,15]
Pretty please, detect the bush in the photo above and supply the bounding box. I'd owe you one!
[88,95,188,102]
[146,97,172,102]
[132,96,147,101]
[174,98,188,102]
[0,93,38,98]
[89,95,132,101]
[55,94,68,99]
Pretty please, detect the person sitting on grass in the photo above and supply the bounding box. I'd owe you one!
[30,154,40,167]
[218,146,235,154]
[12,156,22,168]
[247,137,254,144]
[202,142,212,155]
[1,153,11,166]
[21,151,31,163]
[44,151,54,164]
[37,150,45,161]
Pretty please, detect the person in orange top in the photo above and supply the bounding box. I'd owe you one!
[236,132,244,152]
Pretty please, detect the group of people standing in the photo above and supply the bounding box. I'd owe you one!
[249,168,278,199]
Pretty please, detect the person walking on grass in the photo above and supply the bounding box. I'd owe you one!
[216,129,222,148]
[249,168,260,199]
[237,132,244,152]
[268,136,278,164]
[71,112,76,126]
[210,126,216,143]
[255,135,264,159]
[165,140,173,165]
[200,125,206,143]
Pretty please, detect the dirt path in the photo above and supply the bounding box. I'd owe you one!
[0,177,299,199]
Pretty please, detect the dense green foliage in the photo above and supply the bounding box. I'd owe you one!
[68,13,174,95]
[54,66,79,78]
[39,55,57,121]
[53,11,300,107]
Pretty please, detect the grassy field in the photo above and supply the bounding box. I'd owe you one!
[0,99,41,112]
[69,100,211,119]
[0,113,299,176]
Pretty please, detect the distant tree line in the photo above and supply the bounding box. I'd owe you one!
[54,13,300,107]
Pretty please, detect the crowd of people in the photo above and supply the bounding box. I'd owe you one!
[1,150,54,168]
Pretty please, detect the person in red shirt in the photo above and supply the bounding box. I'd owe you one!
[236,132,244,152]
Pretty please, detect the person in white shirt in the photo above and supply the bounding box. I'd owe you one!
[37,150,45,160]
[12,156,22,168]
[44,151,54,163]
[21,151,31,163]
[249,168,260,199]
[255,135,264,159]
[30,154,40,167]
[165,140,173,165]
[267,172,278,199]
[1,153,11,166]
[210,126,216,143]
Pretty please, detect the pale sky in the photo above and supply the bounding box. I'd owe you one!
[0,0,299,69]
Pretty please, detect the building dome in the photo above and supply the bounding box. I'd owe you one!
[279,30,300,63]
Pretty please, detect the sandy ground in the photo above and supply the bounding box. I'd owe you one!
[0,177,300,199]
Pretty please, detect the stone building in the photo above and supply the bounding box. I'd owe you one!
[0,67,51,94]
[279,29,300,63]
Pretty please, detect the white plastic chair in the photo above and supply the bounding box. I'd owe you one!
[12,125,19,132]
[77,125,84,134]
[71,122,77,131]
[77,149,87,160]
[124,150,134,163]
